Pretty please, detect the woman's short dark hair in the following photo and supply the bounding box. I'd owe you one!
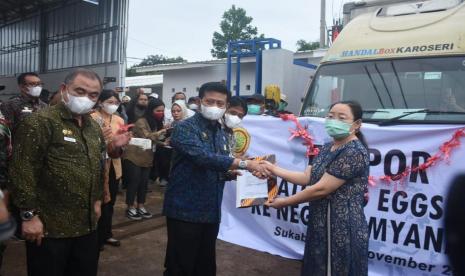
[229,96,248,115]
[198,82,231,101]
[98,89,120,103]
[329,100,368,148]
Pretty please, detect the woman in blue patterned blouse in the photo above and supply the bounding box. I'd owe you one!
[263,101,370,276]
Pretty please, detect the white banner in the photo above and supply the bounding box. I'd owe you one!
[219,115,465,276]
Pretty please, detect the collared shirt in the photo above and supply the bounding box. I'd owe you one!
[0,94,47,134]
[8,103,106,238]
[163,112,234,224]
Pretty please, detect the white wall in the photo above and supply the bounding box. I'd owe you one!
[162,62,257,106]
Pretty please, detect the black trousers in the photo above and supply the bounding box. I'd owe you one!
[124,159,150,205]
[155,146,172,181]
[164,217,220,276]
[26,231,99,276]
[97,164,118,246]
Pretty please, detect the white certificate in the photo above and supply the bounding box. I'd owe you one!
[129,138,152,150]
[236,171,269,208]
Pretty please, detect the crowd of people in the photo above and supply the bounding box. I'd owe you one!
[0,68,462,276]
[0,68,288,276]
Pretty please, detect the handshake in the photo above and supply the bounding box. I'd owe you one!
[232,159,276,179]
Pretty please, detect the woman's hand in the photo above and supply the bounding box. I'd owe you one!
[102,126,113,143]
[259,160,276,175]
[112,131,132,148]
[265,197,289,209]
[157,129,167,135]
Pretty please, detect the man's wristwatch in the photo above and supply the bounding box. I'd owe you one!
[238,160,248,170]
[20,210,39,221]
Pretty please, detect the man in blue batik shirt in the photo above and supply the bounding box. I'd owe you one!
[163,82,267,276]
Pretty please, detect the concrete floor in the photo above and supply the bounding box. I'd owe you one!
[1,182,301,276]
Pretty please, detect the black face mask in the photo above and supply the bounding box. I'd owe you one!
[136,104,146,109]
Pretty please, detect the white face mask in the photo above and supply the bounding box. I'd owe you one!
[224,113,242,129]
[200,104,226,121]
[62,90,96,114]
[188,104,199,110]
[103,103,119,114]
[27,86,42,97]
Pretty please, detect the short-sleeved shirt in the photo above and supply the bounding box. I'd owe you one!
[303,139,370,275]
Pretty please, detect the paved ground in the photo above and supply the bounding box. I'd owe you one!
[1,182,301,275]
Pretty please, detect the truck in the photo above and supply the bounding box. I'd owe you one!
[301,0,465,124]
[298,0,465,274]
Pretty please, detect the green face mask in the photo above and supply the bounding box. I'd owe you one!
[278,102,288,111]
[325,119,353,139]
[247,104,261,115]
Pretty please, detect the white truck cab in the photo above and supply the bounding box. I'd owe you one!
[301,0,465,124]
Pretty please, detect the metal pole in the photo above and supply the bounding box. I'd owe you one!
[226,41,232,92]
[38,7,47,73]
[235,55,241,96]
[320,0,326,48]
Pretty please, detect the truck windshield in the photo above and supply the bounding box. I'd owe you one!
[301,56,465,124]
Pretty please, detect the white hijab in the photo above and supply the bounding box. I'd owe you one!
[172,100,189,121]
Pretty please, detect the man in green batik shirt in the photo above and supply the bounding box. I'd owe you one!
[8,68,131,276]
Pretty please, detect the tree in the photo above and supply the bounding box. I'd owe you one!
[296,40,320,51]
[211,5,264,59]
[126,55,186,76]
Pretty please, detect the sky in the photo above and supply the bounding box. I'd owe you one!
[126,0,347,66]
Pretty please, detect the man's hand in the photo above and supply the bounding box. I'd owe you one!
[94,200,102,221]
[103,190,111,204]
[22,216,44,246]
[111,132,132,148]
[0,199,8,224]
[226,170,243,181]
[247,160,272,177]
[265,197,289,209]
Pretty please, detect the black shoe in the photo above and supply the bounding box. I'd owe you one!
[127,208,142,220]
[137,207,153,219]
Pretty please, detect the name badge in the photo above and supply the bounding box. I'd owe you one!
[64,137,76,143]
[21,107,32,113]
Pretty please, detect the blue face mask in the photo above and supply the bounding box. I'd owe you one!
[247,104,261,115]
[325,119,353,139]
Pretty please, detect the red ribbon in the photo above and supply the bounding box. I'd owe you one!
[280,114,319,157]
[280,115,464,191]
[370,127,465,188]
